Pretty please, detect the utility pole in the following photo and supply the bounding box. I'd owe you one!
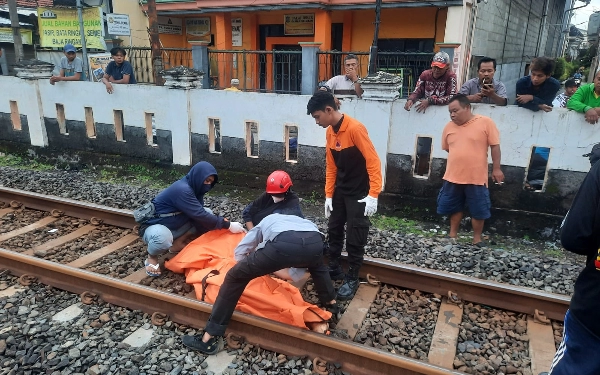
[368,0,382,75]
[76,0,89,80]
[8,0,24,62]
[147,0,164,85]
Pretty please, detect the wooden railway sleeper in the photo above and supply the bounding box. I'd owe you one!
[19,274,37,286]
[447,290,462,305]
[534,309,551,325]
[312,357,329,375]
[226,332,244,349]
[151,312,168,326]
[80,291,98,305]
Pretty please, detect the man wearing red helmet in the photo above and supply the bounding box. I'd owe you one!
[242,170,303,229]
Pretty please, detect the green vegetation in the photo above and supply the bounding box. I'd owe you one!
[370,214,432,236]
[302,190,322,205]
[553,57,566,80]
[544,247,563,258]
[0,154,54,171]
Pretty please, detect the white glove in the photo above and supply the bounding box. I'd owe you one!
[357,195,378,217]
[229,221,247,234]
[324,198,333,218]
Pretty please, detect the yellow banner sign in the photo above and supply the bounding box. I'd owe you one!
[0,28,33,44]
[284,14,314,35]
[38,7,106,50]
[186,18,210,37]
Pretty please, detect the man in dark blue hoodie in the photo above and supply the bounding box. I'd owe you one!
[142,161,246,276]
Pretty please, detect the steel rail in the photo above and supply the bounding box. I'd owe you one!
[0,186,571,319]
[0,248,461,375]
[0,187,134,229]
[351,258,571,321]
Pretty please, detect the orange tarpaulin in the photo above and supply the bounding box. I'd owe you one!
[165,229,331,330]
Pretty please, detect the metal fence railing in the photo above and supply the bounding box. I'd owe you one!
[317,51,434,98]
[128,47,193,84]
[208,50,302,94]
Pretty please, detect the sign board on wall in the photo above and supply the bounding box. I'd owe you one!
[284,14,314,35]
[107,13,130,36]
[0,28,33,44]
[232,18,242,47]
[158,16,182,35]
[88,53,112,82]
[38,7,106,49]
[186,18,210,36]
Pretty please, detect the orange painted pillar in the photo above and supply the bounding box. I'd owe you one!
[249,14,259,91]
[314,10,332,51]
[342,12,353,51]
[314,10,332,83]
[216,12,233,88]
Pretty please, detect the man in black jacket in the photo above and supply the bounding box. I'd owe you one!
[549,155,600,374]
[242,170,302,229]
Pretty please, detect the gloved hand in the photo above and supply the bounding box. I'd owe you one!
[229,222,247,234]
[324,198,333,218]
[357,196,378,217]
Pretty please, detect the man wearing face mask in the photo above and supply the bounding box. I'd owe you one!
[242,170,303,230]
[141,161,246,277]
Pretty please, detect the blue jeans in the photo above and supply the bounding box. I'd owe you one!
[549,310,600,375]
[142,208,212,256]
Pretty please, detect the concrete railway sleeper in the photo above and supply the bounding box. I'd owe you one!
[0,187,570,375]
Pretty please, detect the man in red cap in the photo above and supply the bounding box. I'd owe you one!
[404,51,457,113]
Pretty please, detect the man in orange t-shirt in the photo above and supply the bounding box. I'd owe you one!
[438,94,504,247]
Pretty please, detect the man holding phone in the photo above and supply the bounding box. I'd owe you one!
[459,57,508,106]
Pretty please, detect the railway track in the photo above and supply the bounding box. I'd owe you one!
[0,186,570,375]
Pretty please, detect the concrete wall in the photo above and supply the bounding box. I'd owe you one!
[0,75,595,214]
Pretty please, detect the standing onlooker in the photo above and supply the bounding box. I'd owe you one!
[139,161,245,277]
[404,51,458,113]
[324,54,364,97]
[306,91,382,300]
[437,94,504,247]
[515,57,560,112]
[224,78,241,91]
[459,57,508,106]
[242,170,302,230]
[102,47,137,94]
[49,44,85,84]
[551,154,600,375]
[567,70,600,124]
[552,79,579,108]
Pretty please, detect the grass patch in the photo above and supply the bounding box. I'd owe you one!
[0,154,54,171]
[370,214,432,236]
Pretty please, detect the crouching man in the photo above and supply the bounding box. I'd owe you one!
[182,213,338,354]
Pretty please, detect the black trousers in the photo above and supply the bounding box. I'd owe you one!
[327,191,370,277]
[204,231,336,337]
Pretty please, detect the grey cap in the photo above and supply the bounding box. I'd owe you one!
[431,51,450,68]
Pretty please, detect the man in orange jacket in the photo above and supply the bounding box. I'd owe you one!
[307,91,382,300]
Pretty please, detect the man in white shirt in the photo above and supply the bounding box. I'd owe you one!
[325,54,364,97]
[181,213,338,355]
